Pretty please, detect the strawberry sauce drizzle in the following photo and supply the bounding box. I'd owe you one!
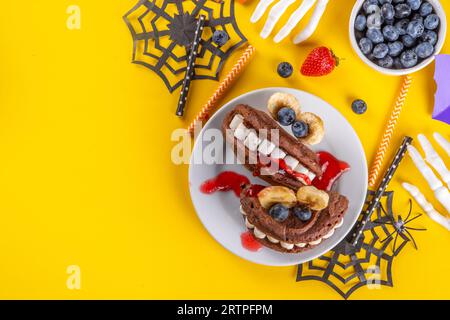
[252,154,311,185]
[240,231,262,252]
[312,151,350,191]
[200,171,250,197]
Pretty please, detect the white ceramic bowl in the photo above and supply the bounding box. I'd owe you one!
[349,0,447,76]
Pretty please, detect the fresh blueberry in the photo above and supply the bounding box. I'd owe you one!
[352,99,368,114]
[379,0,393,4]
[359,37,374,55]
[421,30,438,45]
[366,28,384,43]
[277,107,296,126]
[383,25,399,41]
[293,206,312,222]
[395,3,412,19]
[395,19,410,35]
[392,0,404,3]
[400,50,419,67]
[388,41,404,56]
[269,203,289,222]
[411,13,424,23]
[212,30,229,47]
[393,57,403,69]
[373,43,389,58]
[367,13,384,29]
[355,14,367,31]
[415,41,434,58]
[363,0,380,14]
[381,3,395,20]
[292,121,309,138]
[277,62,293,78]
[378,55,394,68]
[419,2,433,16]
[402,34,417,47]
[384,19,395,26]
[406,0,422,10]
[406,19,425,38]
[424,14,439,30]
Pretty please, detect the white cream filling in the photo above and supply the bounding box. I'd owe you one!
[245,217,254,229]
[253,227,266,239]
[229,118,316,183]
[241,206,345,251]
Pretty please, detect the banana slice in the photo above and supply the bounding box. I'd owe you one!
[297,112,324,145]
[257,186,297,209]
[296,186,329,211]
[267,93,301,120]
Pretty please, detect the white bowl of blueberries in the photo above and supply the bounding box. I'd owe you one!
[350,0,447,75]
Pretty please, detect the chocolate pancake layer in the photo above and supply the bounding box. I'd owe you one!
[222,104,322,189]
[240,186,349,253]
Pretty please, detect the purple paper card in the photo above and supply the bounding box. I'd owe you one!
[433,54,450,125]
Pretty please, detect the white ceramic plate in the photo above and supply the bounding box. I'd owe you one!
[188,88,368,266]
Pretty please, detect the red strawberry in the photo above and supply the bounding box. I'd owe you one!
[300,47,339,77]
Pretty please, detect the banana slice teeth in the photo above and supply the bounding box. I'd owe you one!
[270,146,286,159]
[234,123,250,141]
[284,155,299,169]
[229,114,244,130]
[296,186,329,211]
[258,139,276,155]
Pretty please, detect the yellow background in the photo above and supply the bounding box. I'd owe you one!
[0,0,449,299]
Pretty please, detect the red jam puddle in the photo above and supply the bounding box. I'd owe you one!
[312,151,350,191]
[200,171,250,197]
[240,231,262,252]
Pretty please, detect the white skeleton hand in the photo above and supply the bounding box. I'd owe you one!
[251,0,329,44]
[403,133,450,231]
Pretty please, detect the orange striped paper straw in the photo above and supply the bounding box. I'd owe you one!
[367,75,412,188]
[187,44,256,135]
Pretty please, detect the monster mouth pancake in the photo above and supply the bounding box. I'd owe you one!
[222,104,322,189]
[240,185,349,253]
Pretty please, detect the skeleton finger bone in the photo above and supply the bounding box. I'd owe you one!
[293,0,329,44]
[251,0,277,23]
[402,182,450,230]
[260,0,297,39]
[433,132,450,156]
[418,134,450,189]
[407,145,450,213]
[274,0,316,43]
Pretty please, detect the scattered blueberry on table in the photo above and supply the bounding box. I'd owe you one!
[355,0,440,70]
[293,206,312,222]
[277,107,296,126]
[292,121,309,138]
[212,30,229,47]
[277,62,293,78]
[352,99,368,115]
[269,203,289,222]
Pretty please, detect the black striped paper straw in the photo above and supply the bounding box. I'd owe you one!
[351,136,413,246]
[175,15,206,117]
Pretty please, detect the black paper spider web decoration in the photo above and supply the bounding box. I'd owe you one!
[297,190,416,299]
[123,0,247,92]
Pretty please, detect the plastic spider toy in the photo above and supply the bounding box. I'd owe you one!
[376,199,426,255]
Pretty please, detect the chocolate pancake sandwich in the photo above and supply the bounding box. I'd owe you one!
[240,185,349,253]
[222,104,322,189]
